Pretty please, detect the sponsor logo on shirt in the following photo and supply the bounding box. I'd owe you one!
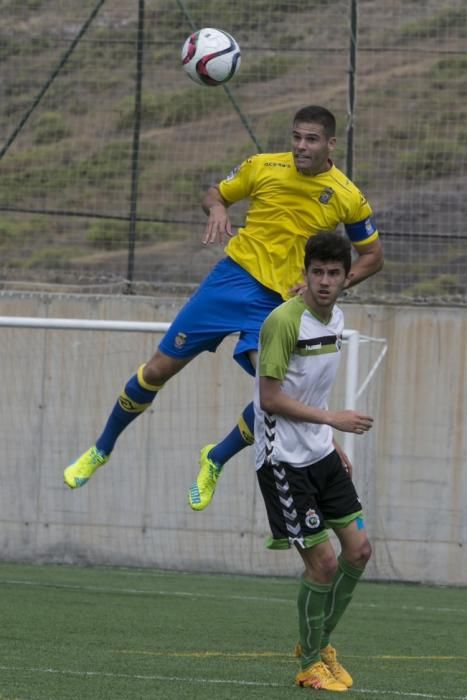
[297,335,339,351]
[264,161,291,168]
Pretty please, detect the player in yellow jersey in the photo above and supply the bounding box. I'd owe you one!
[64,106,383,504]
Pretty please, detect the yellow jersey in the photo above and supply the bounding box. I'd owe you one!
[219,152,378,300]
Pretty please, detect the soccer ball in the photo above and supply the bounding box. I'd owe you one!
[181,27,241,87]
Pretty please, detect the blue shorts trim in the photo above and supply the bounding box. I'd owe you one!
[158,257,282,376]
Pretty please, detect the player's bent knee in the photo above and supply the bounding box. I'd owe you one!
[341,536,372,570]
[361,538,372,565]
[352,538,372,569]
[303,551,339,584]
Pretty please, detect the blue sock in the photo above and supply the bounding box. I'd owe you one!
[209,402,254,467]
[96,365,163,455]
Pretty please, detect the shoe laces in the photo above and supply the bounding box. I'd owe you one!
[303,661,335,687]
[201,466,217,490]
[322,647,344,675]
[322,645,337,660]
[89,447,107,465]
[73,448,106,475]
[199,459,219,486]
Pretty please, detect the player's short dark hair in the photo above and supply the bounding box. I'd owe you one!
[304,231,352,275]
[293,105,336,139]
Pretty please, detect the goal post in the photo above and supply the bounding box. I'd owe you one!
[0,315,387,466]
[0,314,379,408]
[0,314,386,574]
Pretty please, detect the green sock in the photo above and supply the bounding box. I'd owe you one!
[320,556,364,649]
[297,577,332,669]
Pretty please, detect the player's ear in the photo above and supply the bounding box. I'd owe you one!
[328,136,337,151]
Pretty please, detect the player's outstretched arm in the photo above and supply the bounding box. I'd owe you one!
[260,377,373,435]
[327,409,373,434]
[345,238,384,288]
[201,186,233,245]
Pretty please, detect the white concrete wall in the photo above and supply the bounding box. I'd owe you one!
[0,291,465,586]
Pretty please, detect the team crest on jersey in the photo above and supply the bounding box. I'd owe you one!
[319,187,334,204]
[174,332,187,348]
[225,164,240,181]
[305,509,321,529]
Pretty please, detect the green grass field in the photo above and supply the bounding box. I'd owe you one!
[0,563,465,700]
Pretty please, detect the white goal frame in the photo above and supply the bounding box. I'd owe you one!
[0,316,386,461]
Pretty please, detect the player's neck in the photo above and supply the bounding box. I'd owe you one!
[316,158,333,175]
[302,294,334,324]
[298,158,333,177]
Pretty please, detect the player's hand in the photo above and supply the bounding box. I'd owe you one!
[202,203,233,245]
[343,272,354,289]
[329,410,374,434]
[333,438,353,477]
[288,282,307,296]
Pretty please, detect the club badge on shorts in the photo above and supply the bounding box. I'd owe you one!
[305,509,321,529]
[174,332,187,348]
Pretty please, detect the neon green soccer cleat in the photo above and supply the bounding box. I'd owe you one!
[320,644,353,688]
[64,446,109,489]
[188,444,222,511]
[295,660,348,692]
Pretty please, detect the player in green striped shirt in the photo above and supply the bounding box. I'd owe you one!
[255,231,374,692]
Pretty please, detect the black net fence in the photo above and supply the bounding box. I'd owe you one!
[1,0,466,302]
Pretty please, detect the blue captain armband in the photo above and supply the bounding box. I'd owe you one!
[345,217,377,243]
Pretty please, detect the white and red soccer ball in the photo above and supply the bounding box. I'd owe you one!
[181,27,241,87]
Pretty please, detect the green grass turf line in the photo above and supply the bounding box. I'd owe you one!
[0,563,465,699]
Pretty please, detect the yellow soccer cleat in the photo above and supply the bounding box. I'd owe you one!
[295,660,348,692]
[320,644,353,688]
[64,446,109,489]
[188,444,222,511]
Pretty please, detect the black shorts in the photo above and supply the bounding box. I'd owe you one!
[256,450,362,550]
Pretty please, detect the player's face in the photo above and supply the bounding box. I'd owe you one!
[303,260,348,316]
[292,121,336,175]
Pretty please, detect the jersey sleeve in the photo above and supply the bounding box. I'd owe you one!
[259,305,298,380]
[344,189,379,246]
[218,155,258,204]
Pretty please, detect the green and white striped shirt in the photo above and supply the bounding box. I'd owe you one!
[254,294,344,469]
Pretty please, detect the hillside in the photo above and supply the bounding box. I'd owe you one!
[0,0,466,302]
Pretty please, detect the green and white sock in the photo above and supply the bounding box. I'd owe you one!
[320,556,364,649]
[297,577,332,669]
